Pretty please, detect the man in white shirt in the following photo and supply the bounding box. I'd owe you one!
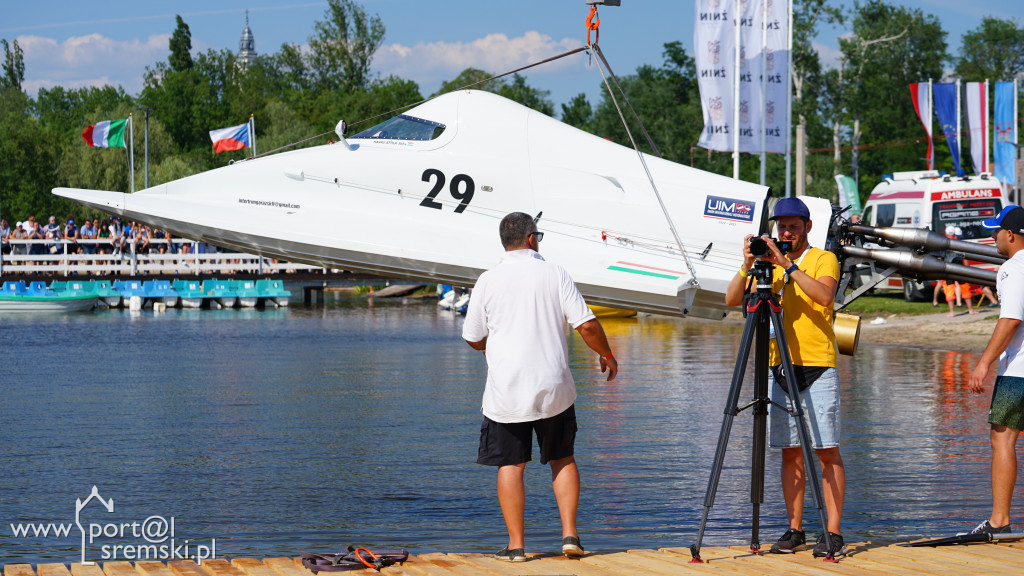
[463,212,618,562]
[968,205,1024,535]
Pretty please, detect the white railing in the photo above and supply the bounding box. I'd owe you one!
[0,238,323,276]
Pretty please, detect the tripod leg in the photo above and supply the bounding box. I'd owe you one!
[690,308,760,562]
[769,306,837,561]
[749,305,771,554]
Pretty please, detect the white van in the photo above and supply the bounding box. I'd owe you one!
[860,170,1005,300]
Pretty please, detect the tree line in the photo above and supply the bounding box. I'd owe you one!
[2,0,1023,225]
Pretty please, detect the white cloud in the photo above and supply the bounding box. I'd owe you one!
[813,40,844,69]
[17,33,171,95]
[372,31,581,89]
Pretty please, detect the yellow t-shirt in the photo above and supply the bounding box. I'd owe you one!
[768,247,840,368]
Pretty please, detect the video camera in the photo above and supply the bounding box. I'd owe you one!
[748,237,793,257]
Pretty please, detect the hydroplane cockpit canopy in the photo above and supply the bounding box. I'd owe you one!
[349,114,446,141]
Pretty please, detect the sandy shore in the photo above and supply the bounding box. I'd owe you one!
[855,307,1002,353]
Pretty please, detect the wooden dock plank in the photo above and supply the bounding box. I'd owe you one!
[4,565,36,576]
[659,545,796,574]
[70,564,106,576]
[257,559,308,576]
[8,546,1024,576]
[732,546,890,576]
[628,549,764,576]
[196,561,246,576]
[389,553,469,576]
[134,561,177,576]
[102,562,138,576]
[229,560,276,576]
[421,553,523,576]
[458,552,621,576]
[36,566,71,576]
[166,561,208,576]
[898,544,1024,571]
[585,550,723,575]
[839,548,948,576]
[865,546,992,575]
[953,543,1024,566]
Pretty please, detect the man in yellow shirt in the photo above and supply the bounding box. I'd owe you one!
[725,197,846,558]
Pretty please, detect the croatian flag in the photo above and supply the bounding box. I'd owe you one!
[209,123,251,153]
[909,83,933,170]
[82,119,127,148]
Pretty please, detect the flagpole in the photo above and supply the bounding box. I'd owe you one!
[784,0,793,196]
[928,78,934,171]
[758,0,767,186]
[732,3,742,180]
[250,114,256,158]
[1015,79,1019,203]
[956,78,962,176]
[985,78,990,174]
[129,114,135,193]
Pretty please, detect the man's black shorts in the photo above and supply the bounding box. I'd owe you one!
[476,405,577,466]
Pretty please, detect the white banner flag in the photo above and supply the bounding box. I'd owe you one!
[695,0,789,153]
[964,81,989,175]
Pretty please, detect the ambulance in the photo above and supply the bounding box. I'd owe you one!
[860,170,1005,300]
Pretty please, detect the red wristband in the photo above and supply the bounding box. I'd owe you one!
[604,353,614,361]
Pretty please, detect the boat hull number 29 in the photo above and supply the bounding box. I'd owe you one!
[419,168,475,213]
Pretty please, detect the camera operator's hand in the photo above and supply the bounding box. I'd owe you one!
[761,237,792,269]
[740,234,757,270]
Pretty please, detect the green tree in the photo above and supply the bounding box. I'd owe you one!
[433,68,503,95]
[434,69,554,115]
[955,16,1024,81]
[561,93,593,130]
[1,38,25,90]
[591,42,703,163]
[0,88,62,221]
[308,0,385,91]
[835,0,947,191]
[169,15,194,72]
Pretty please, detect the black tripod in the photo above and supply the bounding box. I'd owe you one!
[688,259,837,562]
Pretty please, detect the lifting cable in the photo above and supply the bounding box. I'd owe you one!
[251,4,700,288]
[588,37,699,287]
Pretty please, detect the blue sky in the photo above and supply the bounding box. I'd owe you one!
[2,1,1020,113]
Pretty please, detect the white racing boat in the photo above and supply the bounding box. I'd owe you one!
[54,90,835,319]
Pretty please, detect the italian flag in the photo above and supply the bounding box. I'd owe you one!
[82,119,127,148]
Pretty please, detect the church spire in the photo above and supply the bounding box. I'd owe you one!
[237,9,257,69]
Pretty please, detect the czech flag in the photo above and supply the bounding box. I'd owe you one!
[209,123,251,153]
[82,119,127,148]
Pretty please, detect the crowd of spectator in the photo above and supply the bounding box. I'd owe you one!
[1,214,189,261]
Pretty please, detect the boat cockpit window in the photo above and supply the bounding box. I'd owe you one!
[349,114,446,141]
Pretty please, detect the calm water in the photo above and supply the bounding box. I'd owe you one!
[0,293,1017,565]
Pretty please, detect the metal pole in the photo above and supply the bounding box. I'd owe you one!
[784,0,793,196]
[250,115,256,158]
[733,2,742,180]
[759,0,767,187]
[956,79,962,175]
[138,107,153,189]
[129,114,135,193]
[985,78,991,174]
[928,78,934,171]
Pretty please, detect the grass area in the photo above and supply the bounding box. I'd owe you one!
[842,292,942,316]
[352,285,386,295]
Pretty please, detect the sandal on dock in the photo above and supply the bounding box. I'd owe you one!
[301,547,409,572]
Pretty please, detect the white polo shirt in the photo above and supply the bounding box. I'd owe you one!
[462,249,596,423]
[997,251,1024,377]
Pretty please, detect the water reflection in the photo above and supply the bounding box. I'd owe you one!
[0,300,1020,564]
